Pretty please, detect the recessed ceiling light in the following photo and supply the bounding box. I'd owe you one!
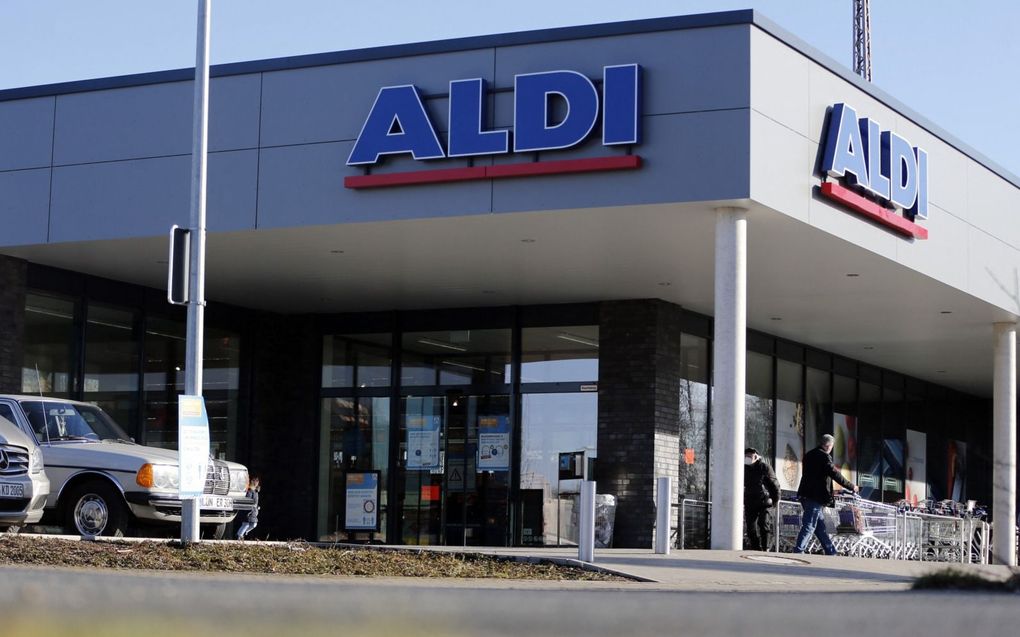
[657,282,671,287]
[940,311,952,315]
[863,346,874,350]
[520,238,536,243]
[936,369,947,373]
[330,249,344,254]
[156,260,168,265]
[770,317,782,321]
[846,273,860,277]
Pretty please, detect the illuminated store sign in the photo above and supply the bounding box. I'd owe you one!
[344,65,642,189]
[820,103,929,239]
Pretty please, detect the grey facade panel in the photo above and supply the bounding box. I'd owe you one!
[208,150,259,232]
[0,97,54,171]
[49,155,189,242]
[52,74,261,166]
[0,168,50,246]
[492,25,751,127]
[258,142,493,228]
[259,50,495,148]
[492,110,750,213]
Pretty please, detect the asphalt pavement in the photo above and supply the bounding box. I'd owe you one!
[1,542,1018,637]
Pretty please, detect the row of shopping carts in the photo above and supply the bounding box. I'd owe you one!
[775,493,991,563]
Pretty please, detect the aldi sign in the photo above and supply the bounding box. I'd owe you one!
[344,65,642,189]
[819,103,929,239]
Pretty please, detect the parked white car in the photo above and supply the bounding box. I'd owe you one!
[0,395,253,538]
[0,412,49,532]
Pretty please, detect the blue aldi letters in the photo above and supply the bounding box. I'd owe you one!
[821,103,929,220]
[347,64,641,166]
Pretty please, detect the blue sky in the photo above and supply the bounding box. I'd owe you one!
[2,1,1017,176]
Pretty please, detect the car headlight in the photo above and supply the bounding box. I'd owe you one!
[229,468,249,493]
[29,447,44,475]
[136,463,180,491]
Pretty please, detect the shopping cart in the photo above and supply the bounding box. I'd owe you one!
[830,493,898,558]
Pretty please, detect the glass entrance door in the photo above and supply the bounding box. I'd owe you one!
[399,394,510,546]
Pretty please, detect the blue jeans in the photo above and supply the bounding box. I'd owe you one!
[236,520,257,540]
[793,499,836,555]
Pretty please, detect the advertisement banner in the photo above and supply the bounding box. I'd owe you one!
[831,413,858,491]
[947,440,967,501]
[478,415,511,471]
[905,429,927,506]
[344,471,379,531]
[178,395,210,498]
[407,415,441,470]
[774,401,804,492]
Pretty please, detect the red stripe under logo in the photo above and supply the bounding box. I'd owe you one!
[344,155,642,189]
[820,181,928,240]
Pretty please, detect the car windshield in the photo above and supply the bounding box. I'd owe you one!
[20,401,132,443]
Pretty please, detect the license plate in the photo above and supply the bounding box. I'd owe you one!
[200,495,233,511]
[0,482,25,499]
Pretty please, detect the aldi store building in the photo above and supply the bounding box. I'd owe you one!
[0,10,1016,562]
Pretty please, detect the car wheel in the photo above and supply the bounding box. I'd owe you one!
[201,523,228,540]
[64,481,129,537]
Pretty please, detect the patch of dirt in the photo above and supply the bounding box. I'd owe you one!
[0,535,625,580]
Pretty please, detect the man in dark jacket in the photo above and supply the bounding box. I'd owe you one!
[793,434,858,555]
[743,447,781,551]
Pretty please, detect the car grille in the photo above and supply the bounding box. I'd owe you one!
[203,461,230,495]
[0,444,29,477]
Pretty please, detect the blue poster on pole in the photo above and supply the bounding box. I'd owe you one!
[178,395,209,498]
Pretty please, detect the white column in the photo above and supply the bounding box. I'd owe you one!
[992,322,1016,566]
[655,476,672,555]
[578,480,596,563]
[710,207,747,550]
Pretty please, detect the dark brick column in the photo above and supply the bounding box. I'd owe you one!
[247,314,320,541]
[598,299,683,548]
[0,255,27,393]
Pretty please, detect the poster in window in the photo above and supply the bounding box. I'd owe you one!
[477,415,510,471]
[344,471,380,531]
[831,413,858,490]
[774,400,804,492]
[905,429,927,506]
[947,439,966,501]
[407,415,441,470]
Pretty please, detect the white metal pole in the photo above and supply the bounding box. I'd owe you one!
[992,322,1017,566]
[655,476,671,554]
[578,480,596,563]
[710,207,747,550]
[181,0,212,546]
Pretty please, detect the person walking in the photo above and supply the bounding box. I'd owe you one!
[236,475,260,540]
[743,447,781,551]
[792,434,858,555]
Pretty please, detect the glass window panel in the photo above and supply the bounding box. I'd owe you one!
[318,396,390,542]
[774,360,804,493]
[322,333,392,388]
[858,381,882,499]
[678,333,709,499]
[745,351,774,464]
[520,392,597,546]
[401,329,510,386]
[805,367,831,453]
[520,326,598,383]
[83,303,139,439]
[831,374,858,491]
[882,387,905,502]
[143,317,241,459]
[22,293,76,397]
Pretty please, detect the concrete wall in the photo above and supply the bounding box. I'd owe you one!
[749,27,1020,318]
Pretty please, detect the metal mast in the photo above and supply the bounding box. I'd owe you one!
[853,0,872,81]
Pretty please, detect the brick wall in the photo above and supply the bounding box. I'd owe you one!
[598,299,683,548]
[246,314,321,541]
[0,255,27,394]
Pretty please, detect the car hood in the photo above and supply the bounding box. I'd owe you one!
[39,441,247,473]
[0,417,37,451]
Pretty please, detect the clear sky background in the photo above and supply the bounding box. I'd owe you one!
[1,1,1017,176]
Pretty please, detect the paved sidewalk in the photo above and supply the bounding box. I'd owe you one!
[398,545,1016,591]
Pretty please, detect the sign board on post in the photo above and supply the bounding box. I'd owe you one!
[477,415,510,471]
[345,471,380,531]
[178,395,210,498]
[407,415,441,470]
